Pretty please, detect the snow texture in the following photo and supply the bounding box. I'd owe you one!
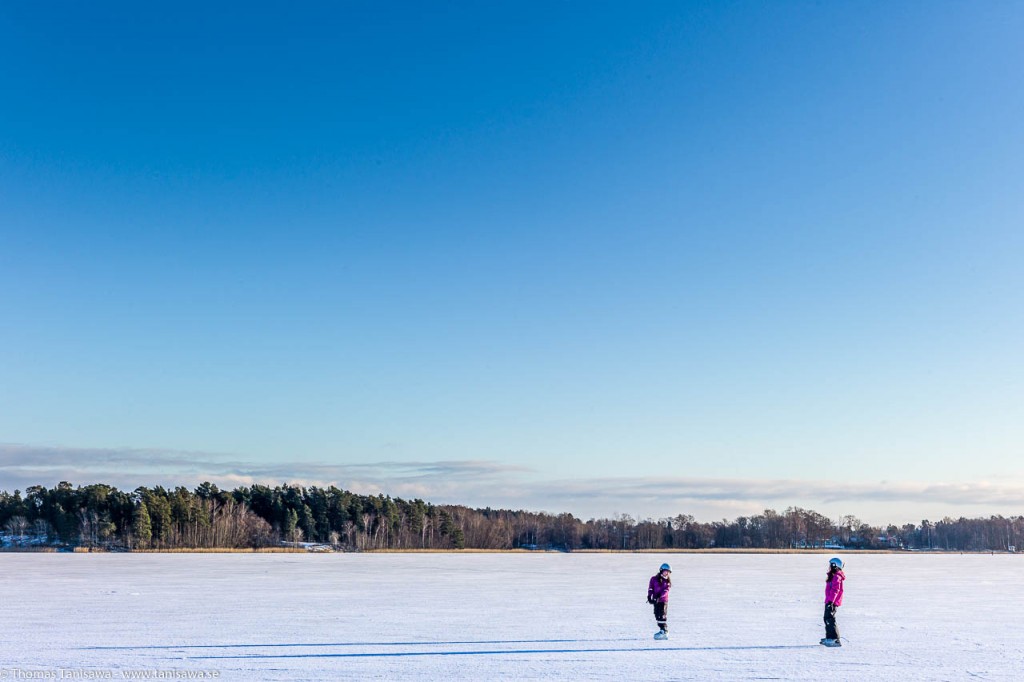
[1,552,1020,680]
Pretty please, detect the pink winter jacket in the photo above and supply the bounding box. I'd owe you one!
[825,569,845,606]
[648,575,671,603]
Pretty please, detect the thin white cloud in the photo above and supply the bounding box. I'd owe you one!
[2,442,1022,524]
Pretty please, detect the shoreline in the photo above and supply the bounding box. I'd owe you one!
[1,547,1015,555]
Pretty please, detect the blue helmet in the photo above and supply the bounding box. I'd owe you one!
[659,563,672,572]
[829,557,843,570]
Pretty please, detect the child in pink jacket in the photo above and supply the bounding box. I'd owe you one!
[647,563,672,640]
[821,557,845,647]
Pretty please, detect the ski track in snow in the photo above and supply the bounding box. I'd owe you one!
[1,553,1021,680]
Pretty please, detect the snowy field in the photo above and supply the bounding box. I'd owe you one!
[1,552,1020,680]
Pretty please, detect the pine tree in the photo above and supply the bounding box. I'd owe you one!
[133,500,153,548]
[283,508,300,542]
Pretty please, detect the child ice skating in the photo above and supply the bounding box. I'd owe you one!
[647,563,672,640]
[821,557,845,647]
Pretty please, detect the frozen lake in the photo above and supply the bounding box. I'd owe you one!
[1,552,1020,680]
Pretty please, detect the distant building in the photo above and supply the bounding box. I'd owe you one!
[877,535,904,549]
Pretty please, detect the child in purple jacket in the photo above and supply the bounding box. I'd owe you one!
[647,563,672,640]
[821,557,845,647]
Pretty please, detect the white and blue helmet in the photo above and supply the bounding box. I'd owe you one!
[829,557,843,570]
[660,563,672,572]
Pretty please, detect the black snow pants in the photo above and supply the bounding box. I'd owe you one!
[823,602,839,640]
[654,601,668,632]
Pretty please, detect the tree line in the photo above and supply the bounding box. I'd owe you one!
[0,481,1021,552]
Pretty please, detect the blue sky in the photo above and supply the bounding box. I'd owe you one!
[2,2,1023,523]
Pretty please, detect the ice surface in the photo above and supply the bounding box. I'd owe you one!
[1,552,1020,680]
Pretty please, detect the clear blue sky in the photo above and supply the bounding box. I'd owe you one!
[2,2,1023,522]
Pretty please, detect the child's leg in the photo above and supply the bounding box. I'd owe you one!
[655,602,668,632]
[823,604,838,640]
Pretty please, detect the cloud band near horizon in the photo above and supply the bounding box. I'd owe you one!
[2,443,1021,525]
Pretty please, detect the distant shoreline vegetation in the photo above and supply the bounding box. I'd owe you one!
[0,482,1020,553]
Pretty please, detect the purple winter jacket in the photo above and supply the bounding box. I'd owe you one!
[648,575,671,603]
[825,569,845,606]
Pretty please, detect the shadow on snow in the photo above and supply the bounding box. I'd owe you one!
[82,638,637,650]
[185,644,820,660]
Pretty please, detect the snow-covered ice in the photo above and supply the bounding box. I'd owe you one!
[1,552,1021,680]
